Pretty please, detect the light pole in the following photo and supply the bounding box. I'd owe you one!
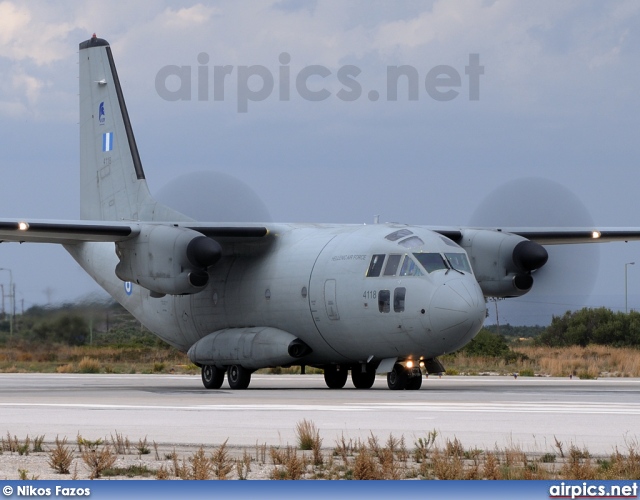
[625,262,635,314]
[0,268,13,337]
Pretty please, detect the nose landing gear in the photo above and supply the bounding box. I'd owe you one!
[387,363,422,390]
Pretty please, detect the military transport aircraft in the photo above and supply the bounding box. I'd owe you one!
[1,35,639,390]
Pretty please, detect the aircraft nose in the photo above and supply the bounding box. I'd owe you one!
[429,278,485,349]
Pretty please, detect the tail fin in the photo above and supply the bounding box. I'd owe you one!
[79,35,189,222]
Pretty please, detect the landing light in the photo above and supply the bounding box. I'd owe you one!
[18,222,29,231]
[592,231,601,239]
[406,360,414,369]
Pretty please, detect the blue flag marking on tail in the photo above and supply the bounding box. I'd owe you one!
[102,132,113,152]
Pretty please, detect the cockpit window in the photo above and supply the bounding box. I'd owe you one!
[399,256,423,276]
[383,254,402,276]
[398,236,424,249]
[413,253,449,273]
[385,229,413,241]
[366,254,385,277]
[445,253,472,273]
[440,235,461,248]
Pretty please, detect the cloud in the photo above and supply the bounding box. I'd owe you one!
[0,2,30,47]
[162,4,218,27]
[0,1,636,123]
[0,1,74,65]
[12,68,44,105]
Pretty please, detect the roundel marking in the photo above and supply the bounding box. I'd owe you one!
[124,281,133,296]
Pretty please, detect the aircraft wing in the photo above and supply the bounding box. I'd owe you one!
[3,219,640,246]
[431,226,640,245]
[0,219,139,244]
[506,228,640,245]
[0,219,271,245]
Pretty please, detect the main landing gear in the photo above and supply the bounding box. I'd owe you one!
[227,364,252,390]
[351,365,376,389]
[323,364,349,389]
[323,364,375,389]
[201,365,225,389]
[201,364,252,390]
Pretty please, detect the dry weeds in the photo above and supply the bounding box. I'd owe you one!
[0,344,192,374]
[47,436,74,474]
[81,445,116,479]
[445,345,640,378]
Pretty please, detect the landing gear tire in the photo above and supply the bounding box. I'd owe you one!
[406,374,423,390]
[324,365,348,389]
[201,365,225,389]
[387,363,409,390]
[351,367,376,389]
[227,365,251,390]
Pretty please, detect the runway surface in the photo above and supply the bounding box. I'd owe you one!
[1,373,638,454]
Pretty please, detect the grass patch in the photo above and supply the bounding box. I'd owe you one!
[295,419,321,452]
[442,345,640,378]
[78,357,101,374]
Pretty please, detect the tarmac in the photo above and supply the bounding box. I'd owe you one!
[1,373,638,455]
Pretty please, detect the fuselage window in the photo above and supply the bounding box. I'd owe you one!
[367,254,385,277]
[394,287,406,312]
[399,256,423,276]
[445,253,473,273]
[378,290,390,313]
[383,254,402,276]
[413,253,448,273]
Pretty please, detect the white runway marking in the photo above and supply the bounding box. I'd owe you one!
[2,401,640,415]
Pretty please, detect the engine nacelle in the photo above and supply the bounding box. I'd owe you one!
[187,327,313,370]
[115,225,221,296]
[458,229,548,298]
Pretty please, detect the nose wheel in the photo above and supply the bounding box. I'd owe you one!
[387,363,422,390]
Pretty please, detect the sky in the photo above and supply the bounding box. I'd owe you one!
[0,0,639,325]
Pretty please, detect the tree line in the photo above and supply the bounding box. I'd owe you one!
[534,307,640,348]
[2,303,640,351]
[0,301,166,348]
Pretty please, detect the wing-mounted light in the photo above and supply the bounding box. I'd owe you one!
[460,229,548,298]
[115,225,222,296]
